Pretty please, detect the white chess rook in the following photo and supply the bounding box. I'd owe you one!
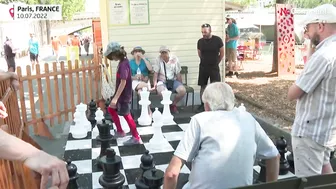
[161,89,174,125]
[138,87,152,126]
[148,108,171,150]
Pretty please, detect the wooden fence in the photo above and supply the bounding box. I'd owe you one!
[17,60,102,138]
[0,79,41,189]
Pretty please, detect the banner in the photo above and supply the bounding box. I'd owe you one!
[276,4,296,76]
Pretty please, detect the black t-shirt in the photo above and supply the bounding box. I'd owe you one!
[197,35,224,67]
[4,43,15,58]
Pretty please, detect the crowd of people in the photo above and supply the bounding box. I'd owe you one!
[0,3,335,189]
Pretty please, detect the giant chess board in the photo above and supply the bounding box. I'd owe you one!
[63,116,297,189]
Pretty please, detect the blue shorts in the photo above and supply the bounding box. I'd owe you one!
[158,80,183,92]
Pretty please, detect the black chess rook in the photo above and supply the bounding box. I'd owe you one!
[104,98,113,122]
[88,99,97,128]
[99,148,125,189]
[276,136,290,175]
[96,119,113,169]
[143,168,164,189]
[135,150,155,189]
[66,159,79,189]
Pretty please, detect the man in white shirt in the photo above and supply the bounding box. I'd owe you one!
[287,4,336,177]
[152,46,186,113]
[163,82,279,189]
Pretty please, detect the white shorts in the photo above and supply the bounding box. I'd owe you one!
[132,80,141,91]
[292,136,333,177]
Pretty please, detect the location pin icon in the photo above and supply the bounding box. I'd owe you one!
[9,8,14,18]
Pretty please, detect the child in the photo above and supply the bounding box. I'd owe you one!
[104,42,142,145]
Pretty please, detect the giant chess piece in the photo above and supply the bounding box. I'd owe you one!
[94,107,105,129]
[148,108,171,151]
[96,119,113,169]
[76,103,91,132]
[71,107,88,139]
[138,87,152,126]
[276,136,290,175]
[257,159,266,183]
[66,160,79,189]
[287,153,294,170]
[99,148,125,189]
[104,98,113,122]
[135,150,155,189]
[88,99,97,128]
[160,89,174,125]
[143,168,164,189]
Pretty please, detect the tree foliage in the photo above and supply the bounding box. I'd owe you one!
[288,0,335,8]
[0,0,85,20]
[226,0,258,7]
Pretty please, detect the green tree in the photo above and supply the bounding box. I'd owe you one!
[288,0,335,8]
[226,0,257,7]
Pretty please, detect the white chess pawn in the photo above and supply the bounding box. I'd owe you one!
[95,108,104,124]
[148,107,172,152]
[77,103,91,132]
[161,90,174,125]
[138,87,152,126]
[238,103,246,111]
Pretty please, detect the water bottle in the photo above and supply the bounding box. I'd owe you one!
[136,67,141,80]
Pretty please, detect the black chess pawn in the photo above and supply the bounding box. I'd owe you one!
[143,168,164,189]
[287,153,294,170]
[88,99,97,128]
[96,119,113,169]
[99,148,125,189]
[104,98,113,122]
[66,160,79,189]
[276,136,290,175]
[135,150,155,189]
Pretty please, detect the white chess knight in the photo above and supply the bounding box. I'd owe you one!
[161,89,175,125]
[75,103,91,132]
[137,87,152,126]
[148,108,171,150]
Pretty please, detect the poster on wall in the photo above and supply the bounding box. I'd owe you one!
[109,0,129,26]
[276,4,295,76]
[129,0,149,25]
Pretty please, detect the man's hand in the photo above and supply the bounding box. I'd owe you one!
[23,150,69,189]
[11,79,19,91]
[0,101,8,118]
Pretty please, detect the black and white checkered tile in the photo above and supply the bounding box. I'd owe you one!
[63,118,191,189]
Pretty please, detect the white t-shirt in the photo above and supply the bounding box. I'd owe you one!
[174,109,279,189]
[154,55,181,82]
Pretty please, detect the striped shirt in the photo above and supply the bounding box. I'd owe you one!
[292,34,336,147]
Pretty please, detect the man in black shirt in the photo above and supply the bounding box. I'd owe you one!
[196,23,224,112]
[3,37,16,72]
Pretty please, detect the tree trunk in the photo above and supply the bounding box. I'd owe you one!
[271,0,287,73]
[46,20,51,44]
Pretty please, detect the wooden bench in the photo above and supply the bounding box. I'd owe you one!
[131,66,195,110]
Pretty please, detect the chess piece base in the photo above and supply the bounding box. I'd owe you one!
[279,160,290,175]
[135,178,149,189]
[71,128,87,139]
[99,173,125,189]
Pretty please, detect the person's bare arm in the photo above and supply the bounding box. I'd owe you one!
[153,72,158,87]
[265,154,280,182]
[197,49,202,58]
[0,71,17,81]
[163,156,184,189]
[288,84,305,100]
[0,128,40,161]
[218,47,224,64]
[114,80,126,100]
